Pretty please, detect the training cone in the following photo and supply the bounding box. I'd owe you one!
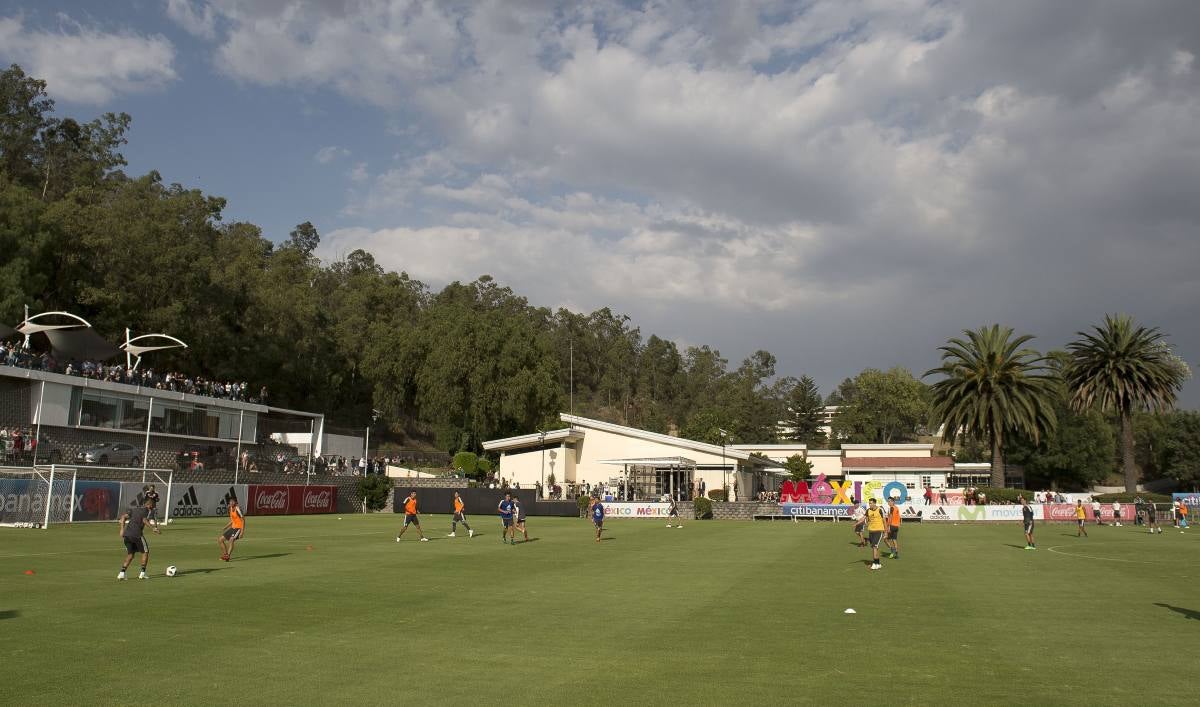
[23,569,35,575]
[844,608,856,614]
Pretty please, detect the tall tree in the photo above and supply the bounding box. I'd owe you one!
[831,367,929,445]
[1065,314,1191,493]
[785,375,825,446]
[1162,411,1200,490]
[926,325,1058,488]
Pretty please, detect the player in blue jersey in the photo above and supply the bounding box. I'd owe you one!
[590,497,605,543]
[497,493,516,544]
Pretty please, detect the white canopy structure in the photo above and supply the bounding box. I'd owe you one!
[121,329,188,370]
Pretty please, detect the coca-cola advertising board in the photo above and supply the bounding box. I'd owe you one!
[247,485,291,515]
[246,485,337,514]
[289,485,336,514]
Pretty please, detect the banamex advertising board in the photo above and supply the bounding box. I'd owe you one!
[246,484,337,515]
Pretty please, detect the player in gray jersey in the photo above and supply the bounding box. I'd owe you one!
[118,498,160,580]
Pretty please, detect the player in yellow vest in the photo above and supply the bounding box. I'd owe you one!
[1075,500,1088,538]
[865,498,887,570]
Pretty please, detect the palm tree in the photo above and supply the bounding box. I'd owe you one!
[926,325,1058,488]
[1065,314,1190,493]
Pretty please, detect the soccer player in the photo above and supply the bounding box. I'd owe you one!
[1111,501,1122,527]
[1145,501,1162,534]
[1180,501,1189,531]
[590,497,605,543]
[1021,496,1036,549]
[865,498,886,570]
[513,496,529,542]
[885,498,902,560]
[118,497,160,580]
[143,484,161,524]
[218,497,245,560]
[852,502,867,547]
[1091,498,1102,526]
[497,492,516,544]
[1075,500,1088,537]
[666,496,682,528]
[396,491,429,543]
[448,491,473,538]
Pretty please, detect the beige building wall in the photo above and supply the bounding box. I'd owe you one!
[808,450,843,478]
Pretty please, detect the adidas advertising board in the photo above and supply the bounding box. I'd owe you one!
[154,483,248,518]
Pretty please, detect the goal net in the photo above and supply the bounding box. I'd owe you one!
[0,465,173,529]
[0,468,70,528]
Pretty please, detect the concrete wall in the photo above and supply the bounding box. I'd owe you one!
[842,444,933,458]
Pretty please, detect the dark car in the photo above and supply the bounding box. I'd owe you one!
[175,446,230,470]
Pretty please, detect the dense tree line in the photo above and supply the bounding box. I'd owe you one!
[0,64,806,451]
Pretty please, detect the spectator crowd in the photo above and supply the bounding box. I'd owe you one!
[1,341,267,404]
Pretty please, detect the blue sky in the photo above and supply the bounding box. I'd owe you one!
[2,1,1199,405]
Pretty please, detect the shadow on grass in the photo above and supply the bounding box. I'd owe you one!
[231,553,292,561]
[0,609,18,620]
[1003,544,1031,550]
[1155,603,1200,620]
[174,566,232,577]
[518,537,539,543]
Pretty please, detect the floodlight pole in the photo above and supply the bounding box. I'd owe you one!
[719,428,729,502]
[538,429,546,499]
[142,398,153,479]
[34,381,45,462]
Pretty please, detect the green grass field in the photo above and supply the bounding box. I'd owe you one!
[2,514,1197,705]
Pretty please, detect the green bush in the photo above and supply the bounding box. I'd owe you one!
[707,489,726,502]
[477,458,493,475]
[1092,492,1173,503]
[357,475,393,512]
[577,495,593,516]
[971,487,1038,504]
[693,497,713,519]
[452,451,478,477]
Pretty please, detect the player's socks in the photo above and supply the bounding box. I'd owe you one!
[118,570,126,580]
[468,528,474,537]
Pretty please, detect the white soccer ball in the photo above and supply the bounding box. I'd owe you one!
[165,565,177,577]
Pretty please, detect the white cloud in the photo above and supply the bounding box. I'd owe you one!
[199,1,1200,399]
[314,145,350,164]
[165,0,217,40]
[0,15,176,104]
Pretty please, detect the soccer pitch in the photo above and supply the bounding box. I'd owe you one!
[1,515,1197,706]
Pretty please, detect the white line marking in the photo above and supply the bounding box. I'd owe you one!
[1045,545,1169,564]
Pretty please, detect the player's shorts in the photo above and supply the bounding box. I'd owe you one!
[123,536,147,554]
[867,531,882,547]
[501,517,513,527]
[147,507,157,520]
[853,520,865,531]
[1024,521,1034,534]
[1077,519,1085,527]
[404,514,419,526]
[453,512,466,522]
[1113,510,1121,519]
[593,519,603,529]
[223,527,243,540]
[516,517,526,525]
[887,526,900,539]
[668,509,678,517]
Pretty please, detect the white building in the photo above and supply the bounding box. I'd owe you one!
[483,414,773,500]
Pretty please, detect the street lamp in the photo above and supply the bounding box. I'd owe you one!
[718,428,729,502]
[364,409,381,475]
[537,429,546,499]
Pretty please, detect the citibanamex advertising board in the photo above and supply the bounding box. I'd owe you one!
[246,485,337,515]
[0,479,122,523]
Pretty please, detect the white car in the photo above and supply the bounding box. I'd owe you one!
[76,442,141,467]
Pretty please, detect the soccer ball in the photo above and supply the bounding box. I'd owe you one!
[165,565,177,577]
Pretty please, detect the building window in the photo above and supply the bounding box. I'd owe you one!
[920,475,931,488]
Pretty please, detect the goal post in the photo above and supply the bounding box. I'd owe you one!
[0,466,69,529]
[0,465,173,528]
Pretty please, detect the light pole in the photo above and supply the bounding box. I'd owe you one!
[718,428,729,502]
[364,409,381,475]
[537,429,546,499]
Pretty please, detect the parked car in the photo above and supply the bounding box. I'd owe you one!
[175,446,230,470]
[76,442,141,467]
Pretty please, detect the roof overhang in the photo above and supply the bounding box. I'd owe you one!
[598,456,697,467]
[559,413,757,461]
[482,427,585,452]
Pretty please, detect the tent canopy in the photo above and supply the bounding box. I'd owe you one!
[43,327,122,361]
